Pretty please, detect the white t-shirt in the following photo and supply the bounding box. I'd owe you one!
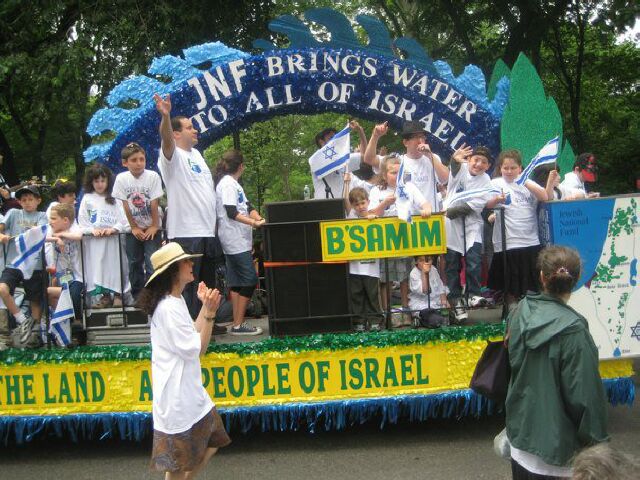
[444,164,492,253]
[560,171,586,195]
[45,224,83,282]
[215,175,252,255]
[311,153,362,199]
[150,295,214,434]
[368,182,426,218]
[490,178,540,252]
[409,265,448,310]
[112,170,163,229]
[347,211,379,278]
[348,175,375,194]
[400,153,443,211]
[158,146,216,239]
[77,192,128,232]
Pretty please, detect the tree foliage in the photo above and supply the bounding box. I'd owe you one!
[0,0,637,198]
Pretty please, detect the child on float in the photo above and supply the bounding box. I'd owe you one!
[112,142,163,298]
[0,185,48,347]
[342,185,383,332]
[443,144,494,323]
[408,255,449,327]
[78,163,131,308]
[214,149,265,336]
[529,164,585,201]
[363,121,449,211]
[45,202,84,345]
[368,154,432,325]
[485,150,548,306]
[45,179,77,219]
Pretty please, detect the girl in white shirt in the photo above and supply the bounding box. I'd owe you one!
[486,150,548,306]
[78,164,131,308]
[137,242,228,477]
[368,155,431,321]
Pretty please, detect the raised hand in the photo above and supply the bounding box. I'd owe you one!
[153,93,171,117]
[417,142,432,156]
[374,122,389,137]
[452,144,473,163]
[547,169,560,186]
[343,172,352,183]
[348,119,361,130]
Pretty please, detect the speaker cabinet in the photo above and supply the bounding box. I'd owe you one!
[263,199,351,336]
[264,199,345,262]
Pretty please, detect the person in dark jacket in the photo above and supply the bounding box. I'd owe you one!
[506,245,608,479]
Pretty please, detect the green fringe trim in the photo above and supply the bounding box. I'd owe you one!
[0,323,505,366]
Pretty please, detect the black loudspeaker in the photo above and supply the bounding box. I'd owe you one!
[266,263,352,336]
[264,199,344,262]
[264,199,351,336]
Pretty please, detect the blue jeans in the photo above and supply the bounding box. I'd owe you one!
[125,233,161,297]
[171,237,223,318]
[445,242,483,300]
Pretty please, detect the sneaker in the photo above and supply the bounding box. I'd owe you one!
[370,323,382,332]
[452,299,468,324]
[354,323,366,333]
[469,295,489,308]
[230,322,263,336]
[15,315,35,345]
[213,324,228,335]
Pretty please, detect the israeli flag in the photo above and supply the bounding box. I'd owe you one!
[443,186,502,210]
[10,224,47,280]
[309,126,351,179]
[515,137,560,186]
[396,157,413,223]
[49,283,74,346]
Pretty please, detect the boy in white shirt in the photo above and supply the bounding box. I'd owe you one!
[364,121,449,212]
[112,142,163,297]
[46,203,84,345]
[343,187,383,332]
[409,255,449,323]
[443,145,494,322]
[560,153,600,198]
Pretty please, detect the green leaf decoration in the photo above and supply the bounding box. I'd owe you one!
[487,59,511,101]
[557,139,576,181]
[500,53,563,166]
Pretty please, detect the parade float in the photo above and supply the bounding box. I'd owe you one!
[0,8,635,444]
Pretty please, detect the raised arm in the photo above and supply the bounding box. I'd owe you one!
[349,120,367,158]
[363,122,388,168]
[545,169,559,201]
[154,93,175,160]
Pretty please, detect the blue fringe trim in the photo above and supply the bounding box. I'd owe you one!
[0,378,634,445]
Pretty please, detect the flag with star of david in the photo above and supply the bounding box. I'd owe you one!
[396,157,413,223]
[309,126,351,179]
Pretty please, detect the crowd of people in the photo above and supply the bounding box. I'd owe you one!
[324,119,599,332]
[0,98,628,479]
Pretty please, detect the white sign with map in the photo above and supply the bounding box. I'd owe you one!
[540,195,639,360]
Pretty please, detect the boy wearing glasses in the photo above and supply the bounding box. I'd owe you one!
[113,142,164,297]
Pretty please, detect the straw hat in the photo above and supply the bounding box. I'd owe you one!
[145,242,202,287]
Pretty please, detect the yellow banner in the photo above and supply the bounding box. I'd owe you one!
[320,214,447,261]
[0,342,633,416]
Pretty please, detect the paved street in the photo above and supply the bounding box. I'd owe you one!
[1,378,638,480]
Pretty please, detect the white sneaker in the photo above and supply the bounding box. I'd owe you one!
[354,323,366,333]
[452,300,468,323]
[469,295,489,308]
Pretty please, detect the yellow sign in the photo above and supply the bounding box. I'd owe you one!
[320,214,447,261]
[0,342,632,416]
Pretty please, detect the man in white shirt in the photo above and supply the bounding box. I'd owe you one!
[154,93,222,320]
[309,121,367,199]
